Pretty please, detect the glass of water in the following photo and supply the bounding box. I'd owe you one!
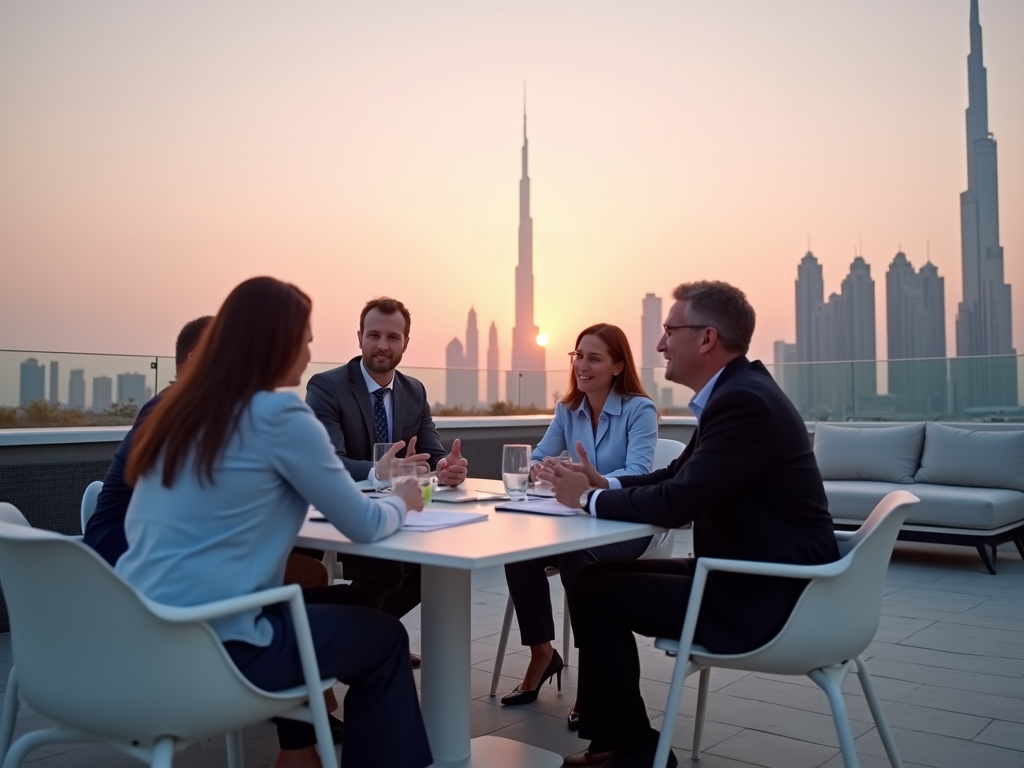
[502,444,531,500]
[373,442,396,492]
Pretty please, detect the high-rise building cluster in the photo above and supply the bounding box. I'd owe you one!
[16,357,151,412]
[775,0,1014,421]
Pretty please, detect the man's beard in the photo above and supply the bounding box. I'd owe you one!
[364,350,403,375]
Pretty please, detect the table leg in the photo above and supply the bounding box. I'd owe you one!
[421,565,472,763]
[419,565,568,768]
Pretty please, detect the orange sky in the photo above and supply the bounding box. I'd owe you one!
[1,0,1022,380]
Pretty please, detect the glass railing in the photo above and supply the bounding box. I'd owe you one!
[2,348,1021,427]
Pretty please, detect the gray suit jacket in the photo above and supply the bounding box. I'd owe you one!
[305,357,447,481]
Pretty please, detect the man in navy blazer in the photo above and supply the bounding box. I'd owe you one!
[306,297,469,627]
[541,281,838,768]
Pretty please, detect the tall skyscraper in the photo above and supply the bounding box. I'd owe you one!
[68,369,86,410]
[640,293,662,402]
[887,251,947,415]
[49,361,59,404]
[792,253,876,418]
[19,358,45,407]
[487,321,499,405]
[117,372,147,407]
[887,252,946,361]
[506,101,547,409]
[93,376,113,412]
[954,0,1016,411]
[444,308,480,409]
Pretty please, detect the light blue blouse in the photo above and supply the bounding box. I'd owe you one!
[116,390,407,647]
[532,390,658,477]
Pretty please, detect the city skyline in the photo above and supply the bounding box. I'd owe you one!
[1,1,1022,371]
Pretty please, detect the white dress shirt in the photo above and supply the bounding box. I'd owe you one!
[589,366,726,514]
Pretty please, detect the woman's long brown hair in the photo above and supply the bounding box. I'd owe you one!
[561,323,652,410]
[126,277,312,488]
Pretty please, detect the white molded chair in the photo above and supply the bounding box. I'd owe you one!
[0,518,338,768]
[488,439,686,696]
[651,490,920,768]
[0,506,29,765]
[80,480,103,534]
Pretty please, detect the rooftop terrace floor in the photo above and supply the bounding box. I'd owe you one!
[2,530,1023,767]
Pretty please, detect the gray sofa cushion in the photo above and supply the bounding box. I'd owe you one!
[813,423,925,483]
[824,480,1024,530]
[914,422,1024,492]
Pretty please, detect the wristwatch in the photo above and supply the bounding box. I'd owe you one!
[579,489,595,512]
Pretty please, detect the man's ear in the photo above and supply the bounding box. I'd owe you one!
[356,330,363,348]
[699,327,719,354]
[403,336,410,352]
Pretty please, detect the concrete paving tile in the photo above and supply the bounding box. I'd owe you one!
[873,643,1024,677]
[878,700,991,739]
[819,752,932,768]
[899,624,1024,661]
[33,742,162,768]
[469,697,542,738]
[855,724,1024,768]
[648,710,743,752]
[881,603,957,621]
[696,691,873,748]
[868,658,1024,700]
[942,611,1024,633]
[960,602,1024,621]
[704,728,838,768]
[899,685,1024,723]
[974,720,1024,752]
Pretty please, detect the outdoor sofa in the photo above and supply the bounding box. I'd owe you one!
[813,421,1024,574]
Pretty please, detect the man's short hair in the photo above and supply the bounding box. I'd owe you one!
[672,281,755,354]
[175,316,214,367]
[360,297,411,337]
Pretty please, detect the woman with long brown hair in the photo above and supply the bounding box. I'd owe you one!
[118,277,432,768]
[499,324,657,722]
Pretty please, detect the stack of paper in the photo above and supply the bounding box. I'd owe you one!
[495,499,580,516]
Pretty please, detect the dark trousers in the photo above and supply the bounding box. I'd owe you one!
[504,536,652,647]
[571,558,698,751]
[341,555,422,619]
[224,597,432,768]
[292,549,422,619]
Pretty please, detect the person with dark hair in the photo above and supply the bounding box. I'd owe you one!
[304,296,469,639]
[84,315,214,566]
[117,277,432,768]
[541,281,838,768]
[500,324,657,723]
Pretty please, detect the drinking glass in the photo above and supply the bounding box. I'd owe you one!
[373,442,396,492]
[502,444,531,501]
[391,460,433,503]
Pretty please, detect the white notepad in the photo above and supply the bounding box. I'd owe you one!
[494,499,581,516]
[401,509,489,532]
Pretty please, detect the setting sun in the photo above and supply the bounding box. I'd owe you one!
[536,333,549,347]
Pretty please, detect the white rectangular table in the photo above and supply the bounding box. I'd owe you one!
[296,478,664,768]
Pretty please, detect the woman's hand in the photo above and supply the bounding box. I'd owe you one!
[392,477,425,512]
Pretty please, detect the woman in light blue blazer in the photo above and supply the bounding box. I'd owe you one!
[500,324,657,721]
[119,277,433,768]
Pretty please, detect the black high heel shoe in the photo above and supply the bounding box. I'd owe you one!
[500,649,564,705]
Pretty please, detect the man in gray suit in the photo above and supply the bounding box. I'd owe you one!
[306,297,469,637]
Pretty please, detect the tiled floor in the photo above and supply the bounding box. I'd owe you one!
[2,531,1023,767]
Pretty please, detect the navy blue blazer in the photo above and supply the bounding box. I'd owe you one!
[594,356,839,653]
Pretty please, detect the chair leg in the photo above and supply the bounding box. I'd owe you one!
[691,667,711,760]
[1013,535,1024,561]
[489,596,516,696]
[1,728,86,768]
[854,657,903,768]
[312,709,337,768]
[562,591,572,667]
[226,729,245,768]
[653,657,698,768]
[808,665,860,768]
[149,736,175,768]
[0,668,18,762]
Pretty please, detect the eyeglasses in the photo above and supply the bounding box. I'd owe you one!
[663,324,710,334]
